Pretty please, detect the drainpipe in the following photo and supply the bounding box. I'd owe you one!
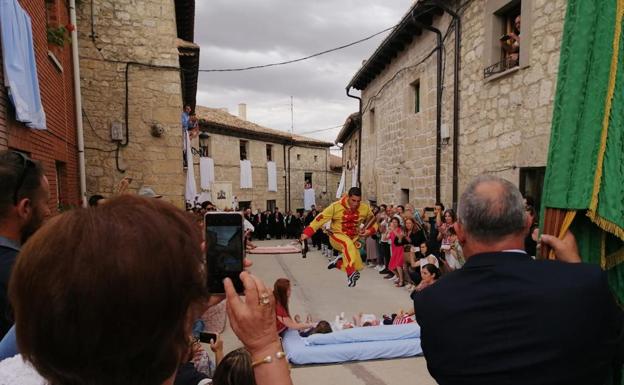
[427,1,461,210]
[69,0,87,207]
[412,14,442,203]
[282,143,287,210]
[346,88,362,188]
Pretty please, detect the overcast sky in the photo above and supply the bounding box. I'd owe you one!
[194,0,415,147]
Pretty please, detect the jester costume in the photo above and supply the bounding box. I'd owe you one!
[302,195,378,286]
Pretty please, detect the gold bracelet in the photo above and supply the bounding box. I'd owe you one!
[251,351,286,368]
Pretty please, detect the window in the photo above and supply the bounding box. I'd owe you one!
[519,167,545,210]
[239,140,249,160]
[304,172,313,187]
[296,154,301,161]
[314,155,318,162]
[266,199,276,211]
[412,80,421,113]
[199,134,211,157]
[266,144,273,161]
[400,189,410,205]
[483,0,531,79]
[239,201,251,210]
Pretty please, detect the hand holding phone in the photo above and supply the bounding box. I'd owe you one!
[500,34,511,41]
[205,212,245,294]
[199,332,218,344]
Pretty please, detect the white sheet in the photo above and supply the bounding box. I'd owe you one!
[240,160,253,189]
[267,161,277,191]
[185,131,197,205]
[351,163,358,187]
[336,169,345,198]
[200,157,215,190]
[304,188,316,210]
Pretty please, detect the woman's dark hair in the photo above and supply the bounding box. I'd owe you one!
[311,320,332,335]
[273,278,291,314]
[443,209,457,222]
[212,348,256,385]
[88,194,105,207]
[422,263,441,279]
[10,195,207,385]
[418,241,429,256]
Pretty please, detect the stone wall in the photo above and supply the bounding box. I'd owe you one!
[357,14,455,208]
[77,0,185,206]
[458,0,565,189]
[197,132,339,211]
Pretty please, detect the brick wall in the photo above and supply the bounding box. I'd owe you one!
[0,0,80,210]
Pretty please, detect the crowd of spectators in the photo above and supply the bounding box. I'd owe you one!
[353,202,466,292]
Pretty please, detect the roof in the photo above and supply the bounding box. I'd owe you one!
[177,39,199,111]
[175,0,195,43]
[346,1,443,91]
[336,112,361,144]
[196,106,333,148]
[329,154,343,170]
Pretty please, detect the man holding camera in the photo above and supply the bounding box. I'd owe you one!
[300,187,378,287]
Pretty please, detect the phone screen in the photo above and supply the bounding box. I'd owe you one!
[205,213,245,294]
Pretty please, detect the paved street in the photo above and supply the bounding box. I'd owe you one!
[219,239,436,385]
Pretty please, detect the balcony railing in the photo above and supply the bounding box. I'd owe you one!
[484,56,519,79]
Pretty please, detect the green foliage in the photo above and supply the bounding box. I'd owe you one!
[47,26,69,47]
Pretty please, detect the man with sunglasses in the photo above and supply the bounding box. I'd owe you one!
[0,150,51,339]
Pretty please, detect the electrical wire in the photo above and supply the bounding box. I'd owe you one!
[297,124,343,135]
[198,25,398,72]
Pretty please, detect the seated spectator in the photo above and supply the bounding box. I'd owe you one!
[411,264,441,294]
[273,278,314,335]
[0,195,293,385]
[406,241,437,288]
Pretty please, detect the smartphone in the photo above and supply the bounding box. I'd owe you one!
[205,212,245,294]
[500,34,511,41]
[411,246,420,253]
[199,332,217,344]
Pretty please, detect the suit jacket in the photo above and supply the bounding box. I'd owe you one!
[414,251,624,385]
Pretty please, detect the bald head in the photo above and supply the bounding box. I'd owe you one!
[458,175,526,243]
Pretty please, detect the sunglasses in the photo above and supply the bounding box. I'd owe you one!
[11,151,35,204]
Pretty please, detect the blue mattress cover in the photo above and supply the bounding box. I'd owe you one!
[282,323,423,365]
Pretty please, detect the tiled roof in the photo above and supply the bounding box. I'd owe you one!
[336,112,361,144]
[196,106,333,147]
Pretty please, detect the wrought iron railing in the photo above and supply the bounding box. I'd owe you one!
[484,56,519,78]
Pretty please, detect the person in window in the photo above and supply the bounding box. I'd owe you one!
[500,15,521,66]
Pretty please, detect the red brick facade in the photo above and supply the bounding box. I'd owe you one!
[0,0,81,210]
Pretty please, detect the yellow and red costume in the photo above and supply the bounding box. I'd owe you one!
[302,195,378,278]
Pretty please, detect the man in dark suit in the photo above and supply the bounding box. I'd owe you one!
[414,174,623,385]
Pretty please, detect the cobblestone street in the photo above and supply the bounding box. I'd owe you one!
[219,239,436,385]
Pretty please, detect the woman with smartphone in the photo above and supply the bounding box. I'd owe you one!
[1,195,294,385]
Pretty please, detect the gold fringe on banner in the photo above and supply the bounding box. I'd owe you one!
[587,0,624,263]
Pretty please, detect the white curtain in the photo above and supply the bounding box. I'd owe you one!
[267,161,277,192]
[336,169,346,198]
[304,188,316,210]
[240,160,253,189]
[351,164,358,187]
[185,131,197,206]
[200,157,215,190]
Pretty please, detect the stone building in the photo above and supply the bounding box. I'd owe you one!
[76,0,198,206]
[345,0,564,209]
[0,0,81,210]
[195,106,341,212]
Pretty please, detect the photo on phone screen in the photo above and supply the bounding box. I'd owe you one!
[205,213,245,294]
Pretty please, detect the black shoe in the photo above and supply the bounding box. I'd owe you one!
[347,271,361,287]
[327,255,341,270]
[378,268,391,275]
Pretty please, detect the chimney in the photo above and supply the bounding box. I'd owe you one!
[238,103,247,120]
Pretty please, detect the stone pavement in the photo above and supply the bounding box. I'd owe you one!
[217,239,437,385]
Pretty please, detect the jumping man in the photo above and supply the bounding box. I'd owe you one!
[300,187,378,287]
